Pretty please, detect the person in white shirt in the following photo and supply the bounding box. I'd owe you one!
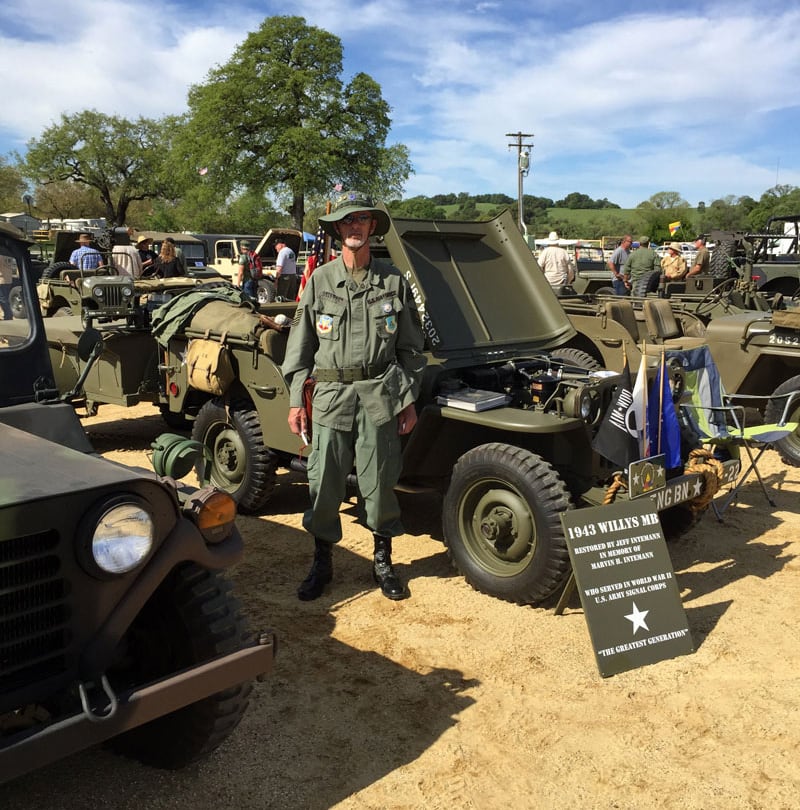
[273,237,298,299]
[538,231,574,288]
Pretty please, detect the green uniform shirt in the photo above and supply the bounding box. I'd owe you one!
[624,246,660,282]
[282,255,427,430]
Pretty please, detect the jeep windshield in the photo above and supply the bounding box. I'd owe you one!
[0,223,52,406]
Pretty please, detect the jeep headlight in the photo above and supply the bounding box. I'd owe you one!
[93,286,105,299]
[121,285,133,298]
[91,502,154,574]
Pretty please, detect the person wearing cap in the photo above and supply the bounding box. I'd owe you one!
[661,242,688,281]
[273,236,298,300]
[136,234,157,276]
[537,231,574,288]
[687,236,710,277]
[68,233,104,271]
[282,191,427,602]
[607,235,632,295]
[237,239,262,300]
[622,235,660,289]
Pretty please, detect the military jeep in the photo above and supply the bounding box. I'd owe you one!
[157,209,736,607]
[560,291,800,466]
[0,221,275,784]
[35,230,135,326]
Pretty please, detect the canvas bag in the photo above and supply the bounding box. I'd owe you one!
[185,337,235,396]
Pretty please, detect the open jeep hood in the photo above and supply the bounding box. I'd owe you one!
[380,209,576,356]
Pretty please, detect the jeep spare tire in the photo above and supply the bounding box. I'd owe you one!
[42,260,75,279]
[443,443,572,605]
[192,397,277,513]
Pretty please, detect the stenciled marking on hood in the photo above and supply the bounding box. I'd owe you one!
[405,271,440,347]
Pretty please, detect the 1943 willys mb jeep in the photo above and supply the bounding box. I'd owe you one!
[0,222,275,785]
[156,209,737,607]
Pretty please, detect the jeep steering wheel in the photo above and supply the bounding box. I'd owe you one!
[694,277,738,316]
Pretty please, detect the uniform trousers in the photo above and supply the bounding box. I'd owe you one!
[303,404,404,543]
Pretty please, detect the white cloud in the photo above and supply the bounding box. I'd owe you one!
[1,0,799,209]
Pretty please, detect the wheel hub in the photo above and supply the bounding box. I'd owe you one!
[472,488,533,561]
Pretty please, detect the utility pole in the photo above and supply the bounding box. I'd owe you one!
[506,131,534,234]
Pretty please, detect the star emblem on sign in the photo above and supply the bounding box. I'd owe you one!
[625,602,650,634]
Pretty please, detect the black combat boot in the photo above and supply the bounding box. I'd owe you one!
[372,534,406,601]
[297,538,333,601]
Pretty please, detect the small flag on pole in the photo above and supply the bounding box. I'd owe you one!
[668,221,681,235]
[647,351,682,469]
[630,350,649,457]
[592,351,640,470]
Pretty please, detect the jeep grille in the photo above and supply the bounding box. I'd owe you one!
[100,285,126,310]
[0,529,70,694]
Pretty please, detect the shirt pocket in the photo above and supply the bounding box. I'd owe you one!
[370,296,403,341]
[314,297,346,340]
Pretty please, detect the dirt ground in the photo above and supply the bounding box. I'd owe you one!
[4,403,800,809]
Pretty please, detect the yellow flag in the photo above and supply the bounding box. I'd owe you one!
[668,221,681,235]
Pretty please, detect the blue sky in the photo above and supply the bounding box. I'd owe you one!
[2,0,799,208]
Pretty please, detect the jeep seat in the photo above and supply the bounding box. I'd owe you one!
[604,299,641,343]
[642,299,705,348]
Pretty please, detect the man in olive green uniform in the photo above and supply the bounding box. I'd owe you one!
[687,236,710,277]
[282,192,427,601]
[623,235,660,288]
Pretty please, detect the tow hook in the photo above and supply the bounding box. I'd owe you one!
[78,674,119,722]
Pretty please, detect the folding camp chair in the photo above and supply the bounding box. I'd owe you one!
[667,346,800,520]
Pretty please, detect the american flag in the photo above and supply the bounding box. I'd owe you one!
[312,224,326,267]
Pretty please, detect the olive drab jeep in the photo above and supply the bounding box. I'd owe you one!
[559,288,800,468]
[0,221,275,785]
[157,208,738,607]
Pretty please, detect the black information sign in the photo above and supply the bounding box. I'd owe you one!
[561,499,694,678]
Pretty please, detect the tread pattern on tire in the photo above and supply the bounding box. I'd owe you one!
[443,442,572,605]
[109,563,254,769]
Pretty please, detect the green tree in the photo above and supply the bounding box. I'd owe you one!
[176,15,411,230]
[0,157,27,214]
[20,110,176,226]
[387,196,447,219]
[748,185,800,230]
[32,179,106,222]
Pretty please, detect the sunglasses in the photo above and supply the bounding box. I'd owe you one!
[340,213,373,225]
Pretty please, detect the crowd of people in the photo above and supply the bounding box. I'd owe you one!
[536,231,700,294]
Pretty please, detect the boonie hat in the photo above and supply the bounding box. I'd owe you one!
[547,231,559,244]
[318,191,390,238]
[668,241,682,252]
[136,234,152,245]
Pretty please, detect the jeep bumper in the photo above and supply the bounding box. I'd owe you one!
[0,632,276,784]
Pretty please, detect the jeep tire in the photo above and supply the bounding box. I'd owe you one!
[109,562,253,768]
[631,270,661,297]
[41,260,75,279]
[192,397,277,513]
[9,285,25,319]
[764,374,800,467]
[550,347,603,372]
[443,443,572,605]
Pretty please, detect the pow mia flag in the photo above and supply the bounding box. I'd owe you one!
[592,354,639,470]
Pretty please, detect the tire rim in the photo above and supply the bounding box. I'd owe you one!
[458,480,535,576]
[205,421,247,489]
